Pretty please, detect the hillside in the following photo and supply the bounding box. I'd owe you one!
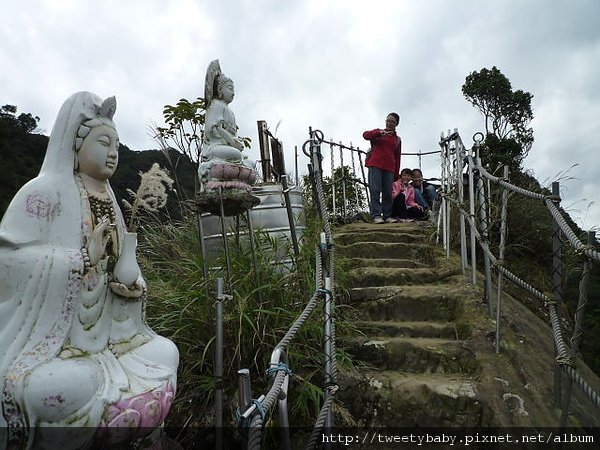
[0,123,196,221]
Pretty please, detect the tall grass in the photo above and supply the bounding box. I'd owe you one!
[137,205,357,445]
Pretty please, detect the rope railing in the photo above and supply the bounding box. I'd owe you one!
[238,129,338,450]
[440,130,600,421]
[441,193,572,358]
[470,154,600,265]
[544,198,600,264]
[233,126,598,448]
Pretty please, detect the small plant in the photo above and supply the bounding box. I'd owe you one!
[121,163,174,232]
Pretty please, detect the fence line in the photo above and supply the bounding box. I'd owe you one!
[234,129,338,450]
[227,127,599,448]
[314,132,442,222]
[439,130,600,419]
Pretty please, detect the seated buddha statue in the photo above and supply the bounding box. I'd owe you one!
[0,91,179,449]
[197,59,258,192]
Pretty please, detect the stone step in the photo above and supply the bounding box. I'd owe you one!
[336,222,428,233]
[343,336,480,375]
[355,320,470,340]
[349,285,479,321]
[345,266,462,288]
[360,370,486,427]
[335,230,423,246]
[344,257,427,269]
[337,242,433,262]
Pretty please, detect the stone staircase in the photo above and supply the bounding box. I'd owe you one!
[334,221,490,427]
[333,221,600,429]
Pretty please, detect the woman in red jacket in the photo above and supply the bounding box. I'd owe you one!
[363,112,402,223]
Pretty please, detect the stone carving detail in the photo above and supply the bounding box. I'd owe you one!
[0,91,179,449]
[197,60,260,215]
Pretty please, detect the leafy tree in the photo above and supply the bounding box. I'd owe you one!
[0,106,45,214]
[151,98,206,199]
[1,104,40,135]
[462,66,534,172]
[153,98,206,167]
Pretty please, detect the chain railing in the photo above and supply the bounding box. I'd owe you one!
[439,130,600,425]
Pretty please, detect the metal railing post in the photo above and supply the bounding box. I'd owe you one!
[330,142,336,217]
[560,231,595,427]
[321,232,334,431]
[468,150,477,285]
[218,187,232,292]
[358,150,370,206]
[215,278,227,449]
[445,131,454,259]
[476,155,493,317]
[457,140,467,274]
[269,348,291,450]
[339,142,347,219]
[439,132,448,251]
[571,230,596,354]
[350,144,360,214]
[281,174,300,260]
[295,145,299,186]
[237,368,252,448]
[436,135,443,245]
[496,165,509,353]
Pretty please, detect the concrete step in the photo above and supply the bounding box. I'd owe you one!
[355,320,470,340]
[344,257,428,269]
[349,285,479,321]
[336,241,433,261]
[361,370,486,427]
[343,336,480,375]
[345,266,462,288]
[335,230,423,246]
[336,222,428,233]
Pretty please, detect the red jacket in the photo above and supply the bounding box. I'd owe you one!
[363,128,401,178]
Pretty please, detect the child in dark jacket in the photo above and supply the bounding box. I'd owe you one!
[391,168,426,221]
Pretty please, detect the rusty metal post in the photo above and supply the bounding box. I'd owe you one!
[257,120,271,182]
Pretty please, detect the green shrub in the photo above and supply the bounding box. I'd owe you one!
[138,206,356,445]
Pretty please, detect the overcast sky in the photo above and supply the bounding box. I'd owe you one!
[2,0,599,230]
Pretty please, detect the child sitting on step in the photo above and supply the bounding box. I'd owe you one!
[391,168,426,221]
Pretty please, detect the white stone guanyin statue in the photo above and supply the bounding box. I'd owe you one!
[197,59,258,192]
[0,92,179,449]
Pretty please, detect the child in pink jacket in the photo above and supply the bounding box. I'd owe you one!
[391,168,426,221]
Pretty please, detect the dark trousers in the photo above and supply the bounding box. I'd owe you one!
[392,194,424,219]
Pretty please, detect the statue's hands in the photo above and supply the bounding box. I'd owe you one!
[87,215,114,266]
[110,279,144,299]
[216,122,244,150]
[231,138,244,151]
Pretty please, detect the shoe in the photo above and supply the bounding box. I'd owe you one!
[384,217,398,223]
[373,216,384,224]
